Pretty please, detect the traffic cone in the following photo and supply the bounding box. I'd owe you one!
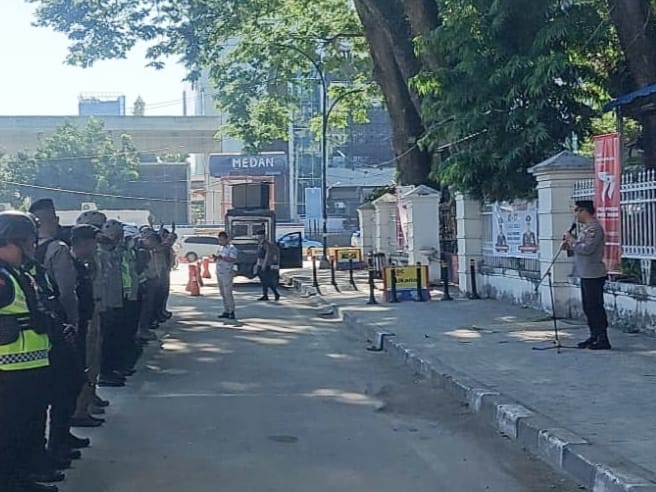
[197,261,204,287]
[202,257,211,279]
[186,264,193,292]
[189,264,201,296]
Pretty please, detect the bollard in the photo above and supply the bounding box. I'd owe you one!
[367,253,378,304]
[416,262,424,302]
[469,258,480,299]
[348,258,358,291]
[441,259,453,301]
[330,257,340,292]
[186,263,193,292]
[188,264,201,296]
[390,264,399,303]
[312,254,322,295]
[197,261,204,287]
[201,257,211,279]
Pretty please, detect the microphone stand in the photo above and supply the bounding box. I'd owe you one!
[532,243,574,353]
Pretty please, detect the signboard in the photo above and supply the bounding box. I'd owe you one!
[491,201,538,259]
[209,153,288,177]
[593,133,622,273]
[383,265,430,302]
[304,187,322,221]
[333,247,363,270]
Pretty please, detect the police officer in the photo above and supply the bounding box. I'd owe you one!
[561,200,611,350]
[255,230,280,301]
[0,211,56,492]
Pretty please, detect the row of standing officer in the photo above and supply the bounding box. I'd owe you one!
[0,199,176,492]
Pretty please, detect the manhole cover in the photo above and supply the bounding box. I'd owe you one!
[268,435,299,443]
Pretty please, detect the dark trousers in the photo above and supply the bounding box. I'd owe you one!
[48,340,86,452]
[119,299,141,369]
[580,277,609,340]
[157,271,171,316]
[259,267,280,298]
[139,279,159,331]
[100,308,121,376]
[0,367,48,489]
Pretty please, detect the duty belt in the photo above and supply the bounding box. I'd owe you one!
[0,349,49,365]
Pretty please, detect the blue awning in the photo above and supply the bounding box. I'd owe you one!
[603,82,656,113]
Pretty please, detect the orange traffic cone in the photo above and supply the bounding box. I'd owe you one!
[197,261,204,287]
[201,257,211,279]
[188,264,201,296]
[186,264,193,291]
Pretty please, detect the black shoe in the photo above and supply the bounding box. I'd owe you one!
[114,368,136,377]
[98,374,125,387]
[588,339,612,350]
[53,449,81,461]
[93,395,110,407]
[65,433,90,449]
[70,416,104,428]
[577,337,596,349]
[90,405,105,415]
[27,470,65,483]
[257,296,269,301]
[274,293,280,301]
[162,310,173,319]
[218,312,230,319]
[227,312,236,320]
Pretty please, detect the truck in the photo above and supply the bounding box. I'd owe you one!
[225,205,303,279]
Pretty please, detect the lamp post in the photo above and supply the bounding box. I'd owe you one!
[272,42,364,268]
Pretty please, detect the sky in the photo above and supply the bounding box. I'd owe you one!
[0,1,189,116]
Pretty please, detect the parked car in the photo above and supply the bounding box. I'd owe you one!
[177,235,219,262]
[277,235,323,257]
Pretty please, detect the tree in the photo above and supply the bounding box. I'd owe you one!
[29,118,140,209]
[411,0,614,201]
[0,151,37,207]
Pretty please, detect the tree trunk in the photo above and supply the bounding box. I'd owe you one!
[608,0,656,167]
[353,0,432,185]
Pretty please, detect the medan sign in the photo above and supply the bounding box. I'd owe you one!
[209,153,288,177]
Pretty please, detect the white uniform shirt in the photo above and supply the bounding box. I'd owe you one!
[216,243,238,276]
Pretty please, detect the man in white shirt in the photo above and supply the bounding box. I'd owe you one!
[214,231,238,320]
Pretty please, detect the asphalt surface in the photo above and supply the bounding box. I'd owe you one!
[58,272,582,492]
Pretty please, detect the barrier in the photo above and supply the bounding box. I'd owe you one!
[334,248,363,270]
[373,253,387,279]
[348,259,358,291]
[201,257,211,279]
[440,259,453,301]
[469,258,480,299]
[330,257,341,292]
[383,264,430,302]
[367,253,378,305]
[188,264,201,296]
[312,254,322,295]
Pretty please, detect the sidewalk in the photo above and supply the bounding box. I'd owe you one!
[281,268,656,492]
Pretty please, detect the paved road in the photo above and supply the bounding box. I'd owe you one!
[59,274,581,492]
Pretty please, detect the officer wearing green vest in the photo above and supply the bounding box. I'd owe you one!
[0,211,56,492]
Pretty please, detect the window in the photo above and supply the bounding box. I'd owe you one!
[184,236,218,245]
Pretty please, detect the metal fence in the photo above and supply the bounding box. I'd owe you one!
[573,170,656,261]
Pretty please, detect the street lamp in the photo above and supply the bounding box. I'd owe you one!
[272,42,366,268]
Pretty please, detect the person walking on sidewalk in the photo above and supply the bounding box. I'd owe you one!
[255,230,280,301]
[561,199,611,350]
[214,231,238,320]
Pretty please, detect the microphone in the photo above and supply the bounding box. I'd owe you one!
[568,222,577,235]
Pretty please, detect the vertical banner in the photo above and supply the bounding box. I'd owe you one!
[593,133,622,273]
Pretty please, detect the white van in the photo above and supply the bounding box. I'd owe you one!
[177,235,219,262]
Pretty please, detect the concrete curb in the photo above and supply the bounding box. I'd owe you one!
[286,273,656,492]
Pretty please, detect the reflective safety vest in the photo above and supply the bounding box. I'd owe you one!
[121,253,132,296]
[0,269,50,371]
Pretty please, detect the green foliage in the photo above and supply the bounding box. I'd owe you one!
[413,0,617,201]
[28,0,376,152]
[29,118,140,208]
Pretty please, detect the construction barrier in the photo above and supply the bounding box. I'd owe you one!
[334,247,363,270]
[383,264,430,302]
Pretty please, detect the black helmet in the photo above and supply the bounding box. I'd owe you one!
[0,211,39,242]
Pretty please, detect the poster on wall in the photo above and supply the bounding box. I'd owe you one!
[492,201,539,258]
[593,133,622,273]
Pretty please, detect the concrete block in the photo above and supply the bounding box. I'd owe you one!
[537,427,587,470]
[496,403,533,439]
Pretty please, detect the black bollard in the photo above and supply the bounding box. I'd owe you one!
[469,258,480,299]
[367,253,378,305]
[390,264,399,303]
[441,259,453,301]
[330,257,340,292]
[349,258,358,290]
[415,262,424,302]
[312,253,322,295]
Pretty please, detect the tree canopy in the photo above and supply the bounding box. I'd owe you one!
[25,0,656,200]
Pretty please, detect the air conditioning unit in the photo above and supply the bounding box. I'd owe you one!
[0,203,12,212]
[81,202,97,211]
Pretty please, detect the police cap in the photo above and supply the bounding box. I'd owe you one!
[28,198,55,214]
[71,224,99,242]
[0,211,39,242]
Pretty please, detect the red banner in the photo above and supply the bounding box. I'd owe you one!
[593,133,622,273]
